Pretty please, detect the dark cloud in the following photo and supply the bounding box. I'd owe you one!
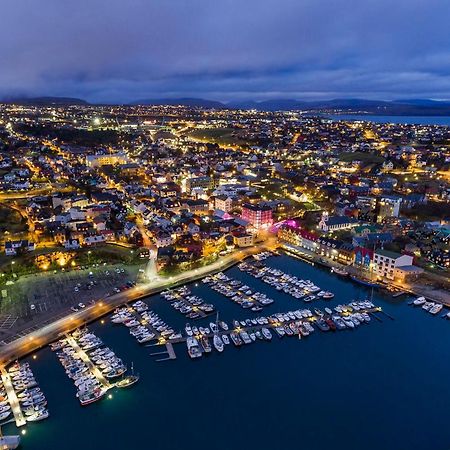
[1,0,450,102]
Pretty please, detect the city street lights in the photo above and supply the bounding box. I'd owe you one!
[11,260,15,274]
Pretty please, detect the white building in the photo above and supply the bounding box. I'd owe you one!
[373,249,413,280]
[378,196,402,222]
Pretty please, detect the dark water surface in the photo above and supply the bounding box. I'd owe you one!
[328,114,450,126]
[6,255,450,450]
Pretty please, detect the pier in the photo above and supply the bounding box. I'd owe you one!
[164,306,382,347]
[65,336,112,389]
[0,369,26,427]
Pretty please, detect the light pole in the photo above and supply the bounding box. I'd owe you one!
[11,260,15,275]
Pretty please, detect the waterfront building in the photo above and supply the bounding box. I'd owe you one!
[232,232,254,247]
[241,203,273,230]
[373,249,413,281]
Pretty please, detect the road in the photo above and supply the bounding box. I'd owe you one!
[0,239,279,366]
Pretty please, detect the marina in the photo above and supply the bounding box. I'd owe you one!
[239,256,334,301]
[1,360,49,427]
[52,328,134,406]
[160,287,215,319]
[203,272,275,311]
[2,253,450,450]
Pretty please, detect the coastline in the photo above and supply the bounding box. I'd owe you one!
[0,240,278,366]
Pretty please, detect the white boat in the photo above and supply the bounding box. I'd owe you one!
[413,296,426,306]
[221,335,230,345]
[430,304,443,315]
[213,335,224,352]
[186,337,202,359]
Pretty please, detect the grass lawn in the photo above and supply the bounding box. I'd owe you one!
[339,151,384,164]
[0,206,28,236]
[187,128,250,147]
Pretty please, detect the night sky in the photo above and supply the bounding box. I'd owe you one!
[2,0,450,103]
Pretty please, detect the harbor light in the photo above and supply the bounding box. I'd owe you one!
[108,394,113,399]
[33,354,37,360]
[21,429,26,435]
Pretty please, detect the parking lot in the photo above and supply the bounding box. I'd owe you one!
[0,262,144,341]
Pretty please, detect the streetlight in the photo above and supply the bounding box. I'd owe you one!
[11,261,15,274]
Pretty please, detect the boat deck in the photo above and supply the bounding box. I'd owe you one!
[0,368,26,427]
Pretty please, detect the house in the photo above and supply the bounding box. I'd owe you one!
[4,240,35,256]
[233,232,254,248]
[214,195,234,212]
[64,239,81,250]
[318,212,359,232]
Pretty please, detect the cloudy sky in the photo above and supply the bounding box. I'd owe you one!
[2,0,450,103]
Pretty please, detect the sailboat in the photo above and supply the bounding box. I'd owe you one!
[213,312,224,353]
[115,362,139,388]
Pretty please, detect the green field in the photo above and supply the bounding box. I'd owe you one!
[0,206,28,235]
[338,151,384,164]
[187,128,249,147]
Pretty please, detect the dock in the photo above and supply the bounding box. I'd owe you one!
[0,369,26,427]
[164,291,208,319]
[65,336,112,389]
[165,306,383,346]
[149,342,177,362]
[392,291,407,298]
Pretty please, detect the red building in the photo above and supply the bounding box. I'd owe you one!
[241,203,273,230]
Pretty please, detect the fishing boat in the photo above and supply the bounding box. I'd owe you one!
[350,275,379,288]
[331,267,349,277]
[77,387,106,406]
[0,430,20,450]
[116,363,139,388]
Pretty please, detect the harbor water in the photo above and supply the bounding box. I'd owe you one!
[5,254,450,450]
[327,114,450,126]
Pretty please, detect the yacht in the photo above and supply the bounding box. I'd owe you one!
[186,337,202,359]
[261,328,272,340]
[201,336,212,353]
[213,335,224,352]
[430,304,443,315]
[221,334,230,345]
[413,296,426,306]
[239,331,252,344]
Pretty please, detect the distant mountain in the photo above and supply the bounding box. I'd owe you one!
[227,98,450,115]
[394,98,450,107]
[1,96,89,106]
[229,99,308,111]
[130,97,226,109]
[3,94,450,116]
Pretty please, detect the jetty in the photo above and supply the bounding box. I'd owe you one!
[164,306,382,347]
[0,369,26,427]
[65,336,112,389]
